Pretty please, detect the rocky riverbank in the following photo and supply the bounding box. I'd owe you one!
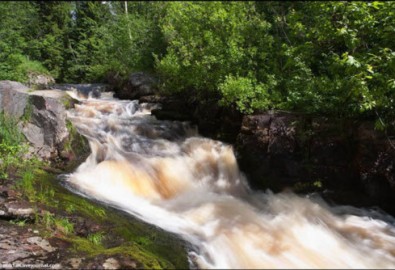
[0,170,189,269]
[0,80,189,269]
[236,112,395,213]
[130,81,395,215]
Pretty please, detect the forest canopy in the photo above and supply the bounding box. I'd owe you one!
[0,1,394,120]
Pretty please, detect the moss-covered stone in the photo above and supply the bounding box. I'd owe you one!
[14,168,189,269]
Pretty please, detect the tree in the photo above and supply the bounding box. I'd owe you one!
[155,1,274,113]
[0,2,48,82]
[32,1,73,80]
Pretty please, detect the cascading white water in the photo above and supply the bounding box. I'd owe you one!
[65,91,395,269]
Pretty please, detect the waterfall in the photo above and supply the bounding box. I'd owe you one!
[65,92,395,269]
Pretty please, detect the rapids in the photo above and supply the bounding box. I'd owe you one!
[65,91,395,269]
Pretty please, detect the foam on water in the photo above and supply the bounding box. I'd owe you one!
[65,93,395,269]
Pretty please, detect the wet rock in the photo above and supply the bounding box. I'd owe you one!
[26,236,56,252]
[116,72,158,100]
[28,93,69,149]
[4,201,35,219]
[138,95,167,104]
[52,83,108,99]
[149,96,242,143]
[67,258,83,268]
[0,220,55,265]
[83,254,138,270]
[235,111,395,214]
[192,99,243,142]
[151,109,192,122]
[103,258,120,269]
[72,216,102,237]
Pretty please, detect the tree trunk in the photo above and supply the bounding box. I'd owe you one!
[124,1,132,41]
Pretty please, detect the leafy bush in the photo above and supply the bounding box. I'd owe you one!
[269,1,395,117]
[1,1,394,122]
[156,2,272,99]
[219,75,273,114]
[0,113,27,178]
[0,53,50,83]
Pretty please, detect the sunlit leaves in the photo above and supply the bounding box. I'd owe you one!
[156,1,272,100]
[219,75,271,114]
[0,1,394,122]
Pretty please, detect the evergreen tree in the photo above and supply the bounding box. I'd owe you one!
[33,1,73,80]
[63,1,112,82]
[0,2,47,82]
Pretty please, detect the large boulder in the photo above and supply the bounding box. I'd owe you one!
[0,81,72,160]
[0,81,30,119]
[116,72,158,100]
[147,95,243,143]
[27,72,55,90]
[235,111,395,214]
[22,90,69,159]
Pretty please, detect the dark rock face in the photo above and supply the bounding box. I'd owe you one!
[192,100,243,143]
[139,91,395,213]
[356,123,395,206]
[236,112,395,214]
[116,72,158,100]
[146,95,243,143]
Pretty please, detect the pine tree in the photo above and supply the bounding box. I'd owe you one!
[32,1,73,80]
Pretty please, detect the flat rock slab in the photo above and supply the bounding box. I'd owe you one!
[4,201,35,218]
[0,220,59,268]
[29,90,67,100]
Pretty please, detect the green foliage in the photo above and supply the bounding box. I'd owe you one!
[87,232,104,245]
[0,2,51,82]
[156,2,272,98]
[0,114,51,202]
[41,211,56,229]
[0,114,25,145]
[0,113,28,179]
[0,54,49,83]
[38,211,74,235]
[54,217,74,235]
[265,1,395,117]
[17,170,36,198]
[9,219,27,227]
[0,1,394,122]
[219,75,273,114]
[65,204,76,214]
[154,1,395,121]
[21,100,34,123]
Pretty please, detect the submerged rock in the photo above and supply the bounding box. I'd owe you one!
[52,83,108,99]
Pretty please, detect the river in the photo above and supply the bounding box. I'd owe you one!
[64,91,395,269]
